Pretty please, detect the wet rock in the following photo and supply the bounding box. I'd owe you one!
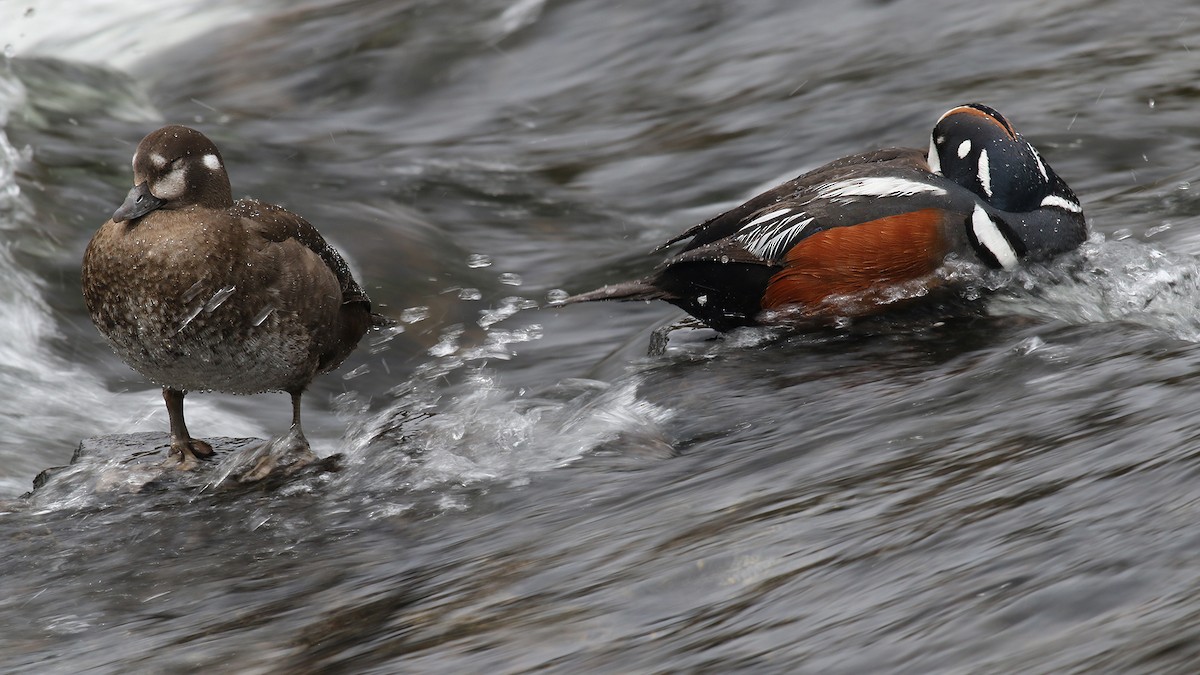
[27,432,342,499]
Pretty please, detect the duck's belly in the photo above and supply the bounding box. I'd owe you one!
[83,235,327,394]
[95,292,319,395]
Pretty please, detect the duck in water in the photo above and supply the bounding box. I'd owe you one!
[562,104,1087,331]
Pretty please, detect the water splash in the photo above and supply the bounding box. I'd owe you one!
[480,296,538,329]
[336,284,672,509]
[466,253,492,269]
[990,234,1200,343]
[400,306,430,323]
[490,0,546,41]
[341,369,672,502]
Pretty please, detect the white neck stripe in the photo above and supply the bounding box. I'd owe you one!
[971,204,1019,269]
[1040,194,1082,213]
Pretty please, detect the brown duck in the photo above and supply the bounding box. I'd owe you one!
[82,125,378,472]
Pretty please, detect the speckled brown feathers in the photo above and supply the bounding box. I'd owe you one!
[82,125,376,467]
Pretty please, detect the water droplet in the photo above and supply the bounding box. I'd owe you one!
[341,364,370,380]
[1148,98,1156,109]
[400,306,430,323]
[251,305,275,326]
[429,326,463,357]
[182,279,205,303]
[466,254,492,268]
[1147,223,1172,238]
[368,322,404,353]
[458,287,482,301]
[204,285,237,312]
[697,294,708,306]
[499,272,522,286]
[176,305,204,333]
[546,289,569,303]
[719,255,730,264]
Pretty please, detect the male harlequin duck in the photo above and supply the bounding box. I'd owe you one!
[82,125,380,474]
[563,104,1087,331]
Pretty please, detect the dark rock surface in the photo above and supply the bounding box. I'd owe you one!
[27,432,342,499]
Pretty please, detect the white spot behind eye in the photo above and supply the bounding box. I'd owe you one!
[957,139,972,159]
[977,150,993,198]
[202,154,222,171]
[150,153,168,169]
[154,165,187,199]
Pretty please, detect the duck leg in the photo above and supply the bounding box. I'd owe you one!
[237,389,317,482]
[163,387,214,469]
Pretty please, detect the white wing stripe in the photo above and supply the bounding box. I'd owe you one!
[813,177,946,201]
[738,214,815,259]
[740,208,794,231]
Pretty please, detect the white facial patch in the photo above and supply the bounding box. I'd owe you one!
[1040,194,1083,213]
[927,135,942,174]
[957,139,972,159]
[202,154,222,171]
[970,204,1018,269]
[154,165,187,200]
[977,150,993,198]
[815,177,947,202]
[150,153,169,169]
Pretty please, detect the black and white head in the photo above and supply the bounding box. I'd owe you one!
[928,104,1086,268]
[113,125,234,223]
[927,103,1081,215]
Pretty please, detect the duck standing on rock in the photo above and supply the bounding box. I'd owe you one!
[563,104,1087,331]
[82,125,381,477]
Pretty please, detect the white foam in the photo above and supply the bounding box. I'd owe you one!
[3,0,260,71]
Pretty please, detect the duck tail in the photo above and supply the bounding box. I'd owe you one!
[559,279,671,305]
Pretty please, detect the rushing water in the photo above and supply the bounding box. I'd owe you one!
[5,0,1200,671]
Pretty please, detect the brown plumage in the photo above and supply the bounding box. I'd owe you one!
[82,125,378,468]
